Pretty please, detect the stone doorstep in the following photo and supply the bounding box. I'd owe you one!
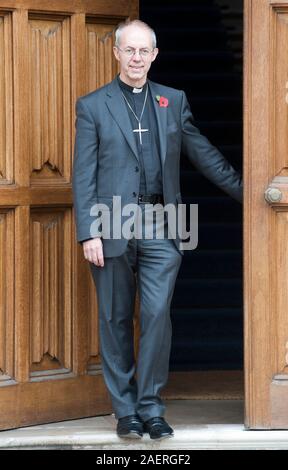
[1,425,288,450]
[0,401,288,450]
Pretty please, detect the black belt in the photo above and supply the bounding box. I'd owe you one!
[138,194,164,204]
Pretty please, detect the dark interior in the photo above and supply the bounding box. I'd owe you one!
[140,0,243,370]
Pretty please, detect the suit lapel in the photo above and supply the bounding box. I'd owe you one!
[105,77,139,161]
[148,80,168,169]
[105,77,168,168]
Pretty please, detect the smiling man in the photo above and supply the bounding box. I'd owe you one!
[72,19,242,440]
[114,21,158,87]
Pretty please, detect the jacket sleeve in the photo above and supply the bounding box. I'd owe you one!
[180,91,243,203]
[72,98,99,243]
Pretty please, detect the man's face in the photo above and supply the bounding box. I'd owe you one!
[113,25,158,85]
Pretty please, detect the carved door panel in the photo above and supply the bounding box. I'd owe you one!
[244,0,288,428]
[0,0,137,430]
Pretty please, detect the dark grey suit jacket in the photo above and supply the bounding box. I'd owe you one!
[72,76,242,257]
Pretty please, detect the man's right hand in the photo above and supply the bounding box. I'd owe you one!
[83,237,104,267]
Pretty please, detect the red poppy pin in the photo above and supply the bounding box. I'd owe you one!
[156,95,169,107]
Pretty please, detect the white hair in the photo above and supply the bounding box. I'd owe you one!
[115,19,157,49]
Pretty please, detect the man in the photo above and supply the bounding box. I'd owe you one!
[72,19,242,440]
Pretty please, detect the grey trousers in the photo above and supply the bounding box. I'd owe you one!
[89,205,182,421]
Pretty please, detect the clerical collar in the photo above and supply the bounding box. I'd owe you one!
[117,74,147,94]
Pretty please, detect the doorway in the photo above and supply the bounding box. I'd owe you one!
[140,0,244,398]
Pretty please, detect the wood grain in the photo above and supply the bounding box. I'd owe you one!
[0,0,138,430]
[244,0,288,428]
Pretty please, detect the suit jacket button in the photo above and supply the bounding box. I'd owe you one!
[133,192,137,197]
[135,166,139,172]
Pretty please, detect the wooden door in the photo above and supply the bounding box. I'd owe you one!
[0,0,138,430]
[244,0,288,428]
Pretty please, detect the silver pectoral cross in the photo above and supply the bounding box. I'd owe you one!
[133,122,149,145]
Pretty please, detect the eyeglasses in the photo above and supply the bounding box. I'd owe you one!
[116,46,154,58]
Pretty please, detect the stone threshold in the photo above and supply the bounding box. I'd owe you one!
[0,400,287,450]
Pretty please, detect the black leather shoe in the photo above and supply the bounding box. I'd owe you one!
[116,415,143,439]
[143,417,174,440]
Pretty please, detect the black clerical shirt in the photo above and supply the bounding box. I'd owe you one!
[117,74,163,195]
